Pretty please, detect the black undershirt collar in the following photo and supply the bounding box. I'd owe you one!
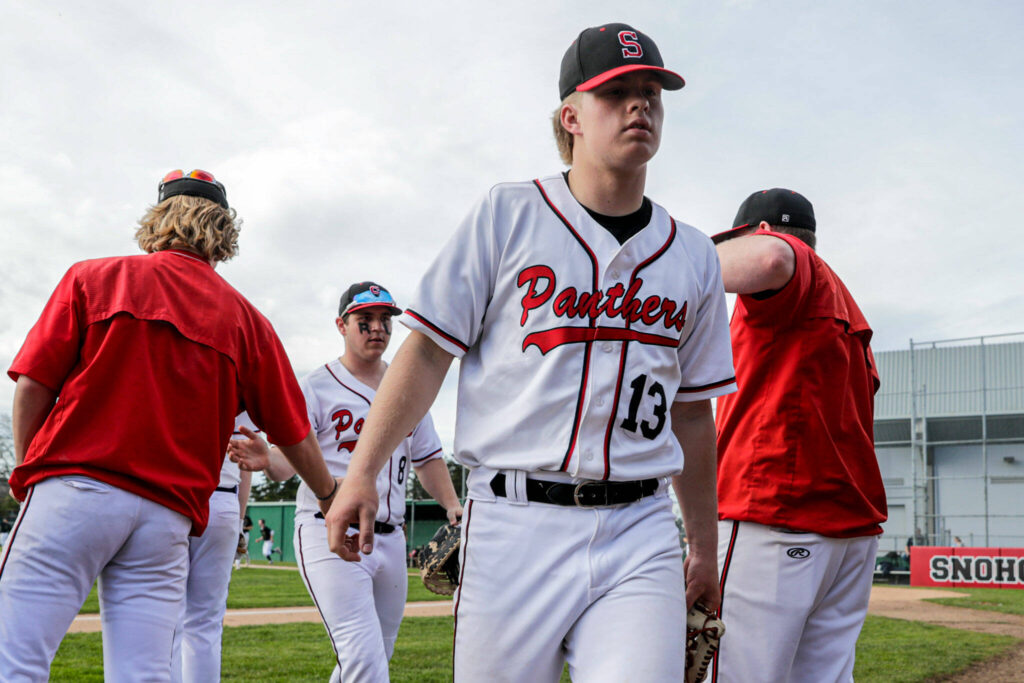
[563,171,652,245]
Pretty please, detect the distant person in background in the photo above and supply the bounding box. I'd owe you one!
[235,514,254,570]
[258,519,278,563]
[954,536,964,547]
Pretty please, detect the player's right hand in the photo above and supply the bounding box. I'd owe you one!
[326,471,379,562]
[683,549,721,612]
[228,426,270,472]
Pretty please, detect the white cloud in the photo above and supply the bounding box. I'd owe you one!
[2,0,1023,439]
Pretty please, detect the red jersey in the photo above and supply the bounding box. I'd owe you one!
[8,249,310,533]
[715,231,887,537]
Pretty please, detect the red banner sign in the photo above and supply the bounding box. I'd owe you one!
[910,546,1024,589]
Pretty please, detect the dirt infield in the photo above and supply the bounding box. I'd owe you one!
[868,586,1024,682]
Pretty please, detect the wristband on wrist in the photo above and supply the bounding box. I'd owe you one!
[316,480,339,501]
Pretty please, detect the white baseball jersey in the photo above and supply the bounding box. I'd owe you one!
[295,358,443,525]
[403,174,737,482]
[216,412,257,490]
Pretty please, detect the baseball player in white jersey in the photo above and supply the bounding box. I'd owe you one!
[327,24,736,682]
[170,413,256,683]
[231,282,462,683]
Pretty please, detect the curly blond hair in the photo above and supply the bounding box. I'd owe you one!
[551,92,582,166]
[135,195,241,263]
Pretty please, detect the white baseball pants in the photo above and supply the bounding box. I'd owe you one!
[0,475,191,682]
[171,489,240,682]
[712,520,879,683]
[294,517,408,683]
[453,493,685,683]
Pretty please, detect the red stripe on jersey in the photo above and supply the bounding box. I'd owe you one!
[412,447,443,463]
[523,326,678,354]
[601,218,678,479]
[602,343,631,481]
[533,179,600,472]
[324,364,373,406]
[385,458,394,525]
[0,485,33,580]
[677,376,736,394]
[404,310,469,353]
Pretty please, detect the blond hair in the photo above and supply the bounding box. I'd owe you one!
[551,92,582,166]
[135,195,241,263]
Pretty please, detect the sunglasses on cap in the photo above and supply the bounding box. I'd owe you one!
[340,284,403,317]
[158,168,229,209]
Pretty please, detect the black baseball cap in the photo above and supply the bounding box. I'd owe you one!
[157,169,229,209]
[559,23,685,101]
[338,282,403,318]
[711,188,816,244]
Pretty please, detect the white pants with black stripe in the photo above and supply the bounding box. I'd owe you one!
[713,520,878,683]
[0,476,191,682]
[294,515,407,683]
[453,493,685,683]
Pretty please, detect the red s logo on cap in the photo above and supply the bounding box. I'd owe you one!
[618,31,643,59]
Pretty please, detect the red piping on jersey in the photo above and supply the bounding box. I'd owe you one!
[711,520,741,683]
[404,309,469,353]
[677,376,736,394]
[324,363,373,406]
[385,459,394,525]
[297,524,343,663]
[600,218,678,479]
[603,343,631,481]
[0,485,33,580]
[533,179,599,472]
[412,447,443,463]
[452,500,473,672]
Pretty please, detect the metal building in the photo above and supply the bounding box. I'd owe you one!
[874,333,1024,551]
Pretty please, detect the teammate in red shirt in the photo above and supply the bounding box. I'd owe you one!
[710,188,887,683]
[0,169,337,681]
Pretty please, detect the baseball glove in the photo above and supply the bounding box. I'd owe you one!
[686,602,725,683]
[236,533,248,554]
[418,522,461,596]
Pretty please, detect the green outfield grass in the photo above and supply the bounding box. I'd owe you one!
[49,615,1018,682]
[923,586,1024,616]
[79,567,447,614]
[853,615,1016,682]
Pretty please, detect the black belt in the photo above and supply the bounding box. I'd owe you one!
[313,512,395,534]
[490,474,659,507]
[215,486,239,494]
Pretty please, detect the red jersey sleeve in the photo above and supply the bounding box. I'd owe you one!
[8,267,84,390]
[734,231,813,325]
[238,326,311,448]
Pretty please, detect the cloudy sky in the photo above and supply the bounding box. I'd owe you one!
[2,1,1022,450]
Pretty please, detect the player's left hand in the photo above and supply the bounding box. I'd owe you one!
[228,426,270,472]
[326,471,380,561]
[683,549,721,612]
[446,504,464,526]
